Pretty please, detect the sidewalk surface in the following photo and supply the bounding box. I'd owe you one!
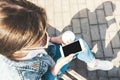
[28,0,120,80]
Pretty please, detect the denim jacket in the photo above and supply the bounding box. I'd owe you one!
[0,53,55,80]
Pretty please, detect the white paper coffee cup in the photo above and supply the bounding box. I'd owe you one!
[62,31,75,44]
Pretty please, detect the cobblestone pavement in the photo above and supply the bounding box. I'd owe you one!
[28,0,120,80]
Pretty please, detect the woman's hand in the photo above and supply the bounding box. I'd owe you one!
[49,35,66,45]
[49,31,75,46]
[51,54,74,76]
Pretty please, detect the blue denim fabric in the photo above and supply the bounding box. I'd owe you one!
[44,37,95,80]
[75,37,95,63]
[0,55,21,80]
[0,37,95,80]
[45,43,70,80]
[0,54,54,80]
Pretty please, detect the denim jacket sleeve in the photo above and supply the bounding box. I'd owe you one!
[0,53,55,80]
[0,55,21,80]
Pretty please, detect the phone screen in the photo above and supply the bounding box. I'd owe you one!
[62,40,82,56]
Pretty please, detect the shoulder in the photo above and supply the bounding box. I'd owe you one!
[0,55,21,80]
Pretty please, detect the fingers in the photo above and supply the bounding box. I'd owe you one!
[65,54,74,62]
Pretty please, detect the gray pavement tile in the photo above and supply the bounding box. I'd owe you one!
[88,71,98,80]
[80,18,89,32]
[104,1,114,16]
[75,33,82,38]
[92,41,104,58]
[80,9,88,18]
[108,67,119,77]
[63,26,73,32]
[97,71,108,77]
[82,32,92,49]
[118,68,120,78]
[109,78,119,80]
[99,77,109,80]
[47,26,56,36]
[99,24,108,40]
[88,12,98,25]
[102,40,113,57]
[90,25,100,41]
[72,19,81,33]
[55,30,61,36]
[96,9,107,24]
[70,59,88,78]
[109,32,120,48]
[107,18,116,30]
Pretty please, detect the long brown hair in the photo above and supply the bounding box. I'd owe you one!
[0,0,47,58]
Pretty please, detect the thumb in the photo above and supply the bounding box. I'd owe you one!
[64,54,74,63]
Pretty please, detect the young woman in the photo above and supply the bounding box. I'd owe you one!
[0,0,113,80]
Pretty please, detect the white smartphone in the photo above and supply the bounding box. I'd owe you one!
[60,40,82,57]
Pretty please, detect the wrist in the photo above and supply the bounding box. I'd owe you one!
[49,36,53,42]
[51,65,61,76]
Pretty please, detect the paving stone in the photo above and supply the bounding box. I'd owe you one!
[88,12,98,25]
[90,25,100,40]
[82,32,92,49]
[47,26,56,36]
[97,71,108,77]
[118,67,120,77]
[104,1,114,16]
[107,22,118,32]
[69,59,88,78]
[96,9,107,24]
[98,77,108,80]
[75,33,82,38]
[107,17,116,30]
[92,41,104,58]
[72,12,81,19]
[72,19,81,34]
[109,78,119,80]
[63,26,73,32]
[55,30,61,36]
[88,71,98,80]
[80,18,90,44]
[80,18,89,32]
[109,32,120,48]
[102,40,113,57]
[79,9,88,18]
[99,24,108,40]
[69,59,79,72]
[108,67,119,77]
